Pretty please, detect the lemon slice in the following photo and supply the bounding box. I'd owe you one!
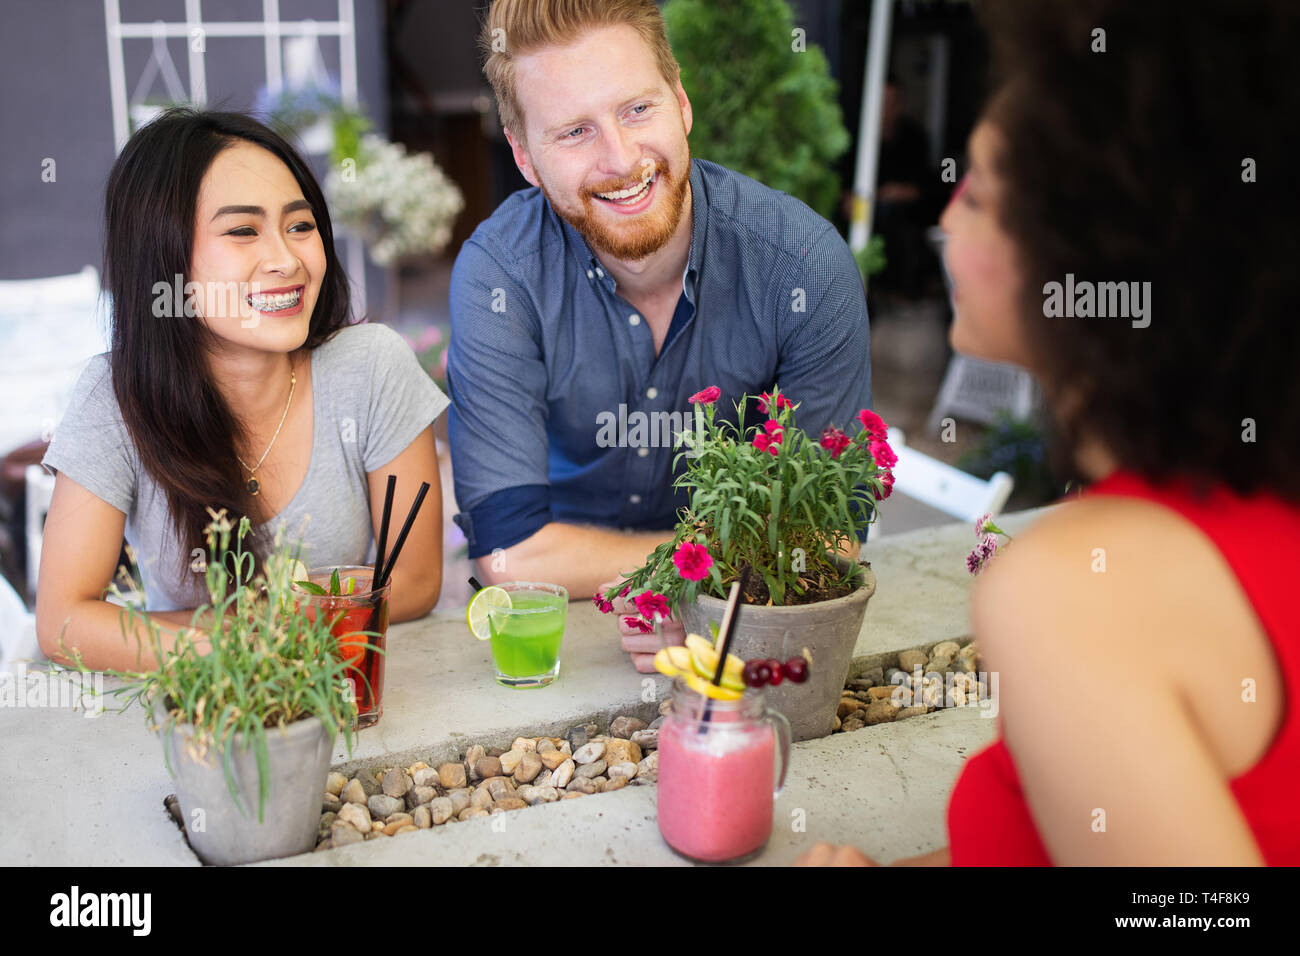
[466,586,511,640]
[684,632,746,691]
[653,645,694,678]
[682,671,744,701]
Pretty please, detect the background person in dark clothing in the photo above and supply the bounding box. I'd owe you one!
[873,76,934,299]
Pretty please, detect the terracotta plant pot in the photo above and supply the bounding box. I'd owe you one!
[158,708,334,866]
[677,560,877,742]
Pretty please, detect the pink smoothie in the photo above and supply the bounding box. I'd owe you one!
[657,711,776,862]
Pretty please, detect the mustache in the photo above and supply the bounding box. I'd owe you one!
[583,160,668,199]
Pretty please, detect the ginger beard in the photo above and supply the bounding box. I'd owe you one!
[541,152,690,262]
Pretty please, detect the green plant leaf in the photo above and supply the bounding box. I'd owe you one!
[769,477,782,555]
[294,580,326,595]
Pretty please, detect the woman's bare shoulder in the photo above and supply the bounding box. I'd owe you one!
[972,493,1235,664]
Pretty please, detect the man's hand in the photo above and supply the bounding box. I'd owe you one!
[478,524,671,600]
[598,578,686,673]
[792,842,880,866]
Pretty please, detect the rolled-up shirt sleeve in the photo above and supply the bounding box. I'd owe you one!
[447,237,554,558]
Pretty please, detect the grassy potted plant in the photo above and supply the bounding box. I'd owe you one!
[69,509,357,865]
[597,387,894,740]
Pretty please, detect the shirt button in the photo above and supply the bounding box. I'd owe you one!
[646,387,658,399]
[629,494,642,504]
[596,268,605,277]
[637,447,649,458]
[586,269,594,279]
[628,313,641,326]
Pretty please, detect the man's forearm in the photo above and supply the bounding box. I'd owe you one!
[474,522,673,599]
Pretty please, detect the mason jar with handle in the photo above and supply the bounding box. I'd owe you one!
[656,675,793,863]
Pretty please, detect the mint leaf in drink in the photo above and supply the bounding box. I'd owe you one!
[295,580,327,595]
[330,568,341,595]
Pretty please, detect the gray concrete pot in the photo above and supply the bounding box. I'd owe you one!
[158,708,334,866]
[678,560,877,742]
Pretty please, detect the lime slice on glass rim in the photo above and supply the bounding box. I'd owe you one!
[466,586,512,641]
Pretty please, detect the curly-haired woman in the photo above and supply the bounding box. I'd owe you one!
[799,0,1298,865]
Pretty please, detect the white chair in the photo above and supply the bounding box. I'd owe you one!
[925,355,1042,434]
[0,567,40,671]
[874,427,1013,536]
[26,465,56,604]
[0,265,110,456]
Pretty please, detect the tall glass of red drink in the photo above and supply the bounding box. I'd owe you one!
[292,566,391,728]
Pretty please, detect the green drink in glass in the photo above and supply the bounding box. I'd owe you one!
[486,582,568,687]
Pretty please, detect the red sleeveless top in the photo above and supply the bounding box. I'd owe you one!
[947,470,1300,865]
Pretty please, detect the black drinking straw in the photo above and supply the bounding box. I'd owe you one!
[377,480,431,588]
[468,576,484,592]
[371,474,397,589]
[698,581,742,731]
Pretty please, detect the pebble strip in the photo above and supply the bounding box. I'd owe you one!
[832,640,984,733]
[314,714,662,852]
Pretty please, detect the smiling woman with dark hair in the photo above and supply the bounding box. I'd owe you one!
[798,0,1299,866]
[36,109,448,671]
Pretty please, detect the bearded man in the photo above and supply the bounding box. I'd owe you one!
[447,0,872,667]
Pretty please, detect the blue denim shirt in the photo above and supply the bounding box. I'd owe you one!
[447,158,871,559]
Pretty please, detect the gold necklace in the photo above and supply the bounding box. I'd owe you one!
[236,364,296,497]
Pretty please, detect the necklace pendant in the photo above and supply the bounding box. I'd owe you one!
[247,477,260,496]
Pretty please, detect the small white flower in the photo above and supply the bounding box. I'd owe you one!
[326,134,465,266]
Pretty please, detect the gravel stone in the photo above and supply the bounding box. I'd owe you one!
[540,749,569,770]
[609,715,648,738]
[382,768,413,798]
[899,649,929,673]
[338,802,371,832]
[550,758,575,788]
[340,778,366,806]
[514,752,543,783]
[437,762,467,789]
[429,797,455,824]
[572,741,606,765]
[367,794,404,819]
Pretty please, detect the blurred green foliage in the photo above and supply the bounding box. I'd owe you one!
[664,0,851,219]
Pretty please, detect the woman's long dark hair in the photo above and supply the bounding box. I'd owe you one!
[103,109,354,590]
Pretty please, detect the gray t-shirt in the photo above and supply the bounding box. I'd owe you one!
[42,322,450,611]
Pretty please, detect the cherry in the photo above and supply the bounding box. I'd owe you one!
[782,656,809,683]
[742,659,772,688]
[765,658,784,685]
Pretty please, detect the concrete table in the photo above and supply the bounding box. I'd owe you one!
[0,508,1047,866]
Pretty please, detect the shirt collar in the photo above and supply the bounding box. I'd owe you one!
[561,159,706,302]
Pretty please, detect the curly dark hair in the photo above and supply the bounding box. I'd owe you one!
[974,0,1299,499]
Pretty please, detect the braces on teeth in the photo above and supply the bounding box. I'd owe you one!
[248,289,302,310]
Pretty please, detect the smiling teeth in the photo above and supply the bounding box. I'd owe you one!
[247,289,302,311]
[597,172,655,203]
